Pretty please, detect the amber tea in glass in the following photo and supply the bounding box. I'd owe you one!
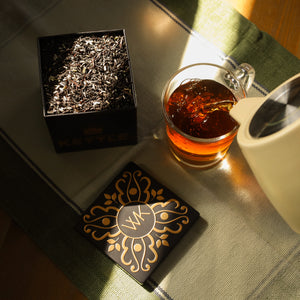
[162,63,255,168]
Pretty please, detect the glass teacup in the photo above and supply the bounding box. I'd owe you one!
[162,63,255,168]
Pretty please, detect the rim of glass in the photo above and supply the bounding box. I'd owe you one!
[162,63,240,143]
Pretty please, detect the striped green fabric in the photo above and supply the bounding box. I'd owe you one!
[159,0,300,91]
[1,1,299,299]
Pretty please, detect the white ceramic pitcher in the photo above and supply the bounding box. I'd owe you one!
[230,73,300,234]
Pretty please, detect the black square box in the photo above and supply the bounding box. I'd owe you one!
[38,30,137,152]
[76,162,200,284]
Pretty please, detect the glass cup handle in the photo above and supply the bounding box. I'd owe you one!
[232,63,255,93]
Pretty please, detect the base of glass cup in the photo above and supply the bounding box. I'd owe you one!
[168,144,228,169]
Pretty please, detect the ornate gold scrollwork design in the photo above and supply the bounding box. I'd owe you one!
[82,169,190,273]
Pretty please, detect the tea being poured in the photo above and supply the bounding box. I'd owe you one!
[162,63,254,168]
[166,79,239,139]
[164,79,240,168]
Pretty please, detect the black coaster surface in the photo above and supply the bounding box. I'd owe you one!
[76,162,199,284]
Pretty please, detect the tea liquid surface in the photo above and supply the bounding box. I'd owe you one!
[166,79,239,138]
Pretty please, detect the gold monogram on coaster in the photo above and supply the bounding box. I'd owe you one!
[76,162,199,284]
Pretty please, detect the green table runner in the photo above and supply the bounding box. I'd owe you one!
[158,0,300,91]
[1,1,299,300]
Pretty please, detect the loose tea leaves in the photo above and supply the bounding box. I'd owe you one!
[44,34,134,114]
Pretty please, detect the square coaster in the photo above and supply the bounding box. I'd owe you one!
[76,162,199,284]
